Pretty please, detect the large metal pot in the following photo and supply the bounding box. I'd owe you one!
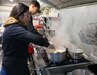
[69,49,83,59]
[46,48,66,63]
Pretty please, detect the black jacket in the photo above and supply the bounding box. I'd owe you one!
[2,17,50,59]
[27,15,42,35]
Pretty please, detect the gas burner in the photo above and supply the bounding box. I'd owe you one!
[48,61,64,66]
[45,59,71,67]
[69,57,90,64]
[69,59,83,63]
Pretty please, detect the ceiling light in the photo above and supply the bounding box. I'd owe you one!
[10,0,13,2]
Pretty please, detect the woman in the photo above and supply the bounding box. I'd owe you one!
[1,3,51,75]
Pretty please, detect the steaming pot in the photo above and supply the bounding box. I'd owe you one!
[46,48,66,63]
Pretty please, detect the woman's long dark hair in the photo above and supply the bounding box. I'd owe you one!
[10,3,29,19]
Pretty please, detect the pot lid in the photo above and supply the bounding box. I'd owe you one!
[70,49,83,53]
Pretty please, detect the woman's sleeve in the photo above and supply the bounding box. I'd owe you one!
[10,26,50,47]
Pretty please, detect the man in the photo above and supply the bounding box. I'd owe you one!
[27,0,43,61]
[27,0,41,34]
[29,0,41,15]
[27,1,49,75]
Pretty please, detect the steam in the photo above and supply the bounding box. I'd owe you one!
[50,17,74,49]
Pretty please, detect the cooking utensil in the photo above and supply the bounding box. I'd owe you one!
[69,49,83,59]
[46,48,66,63]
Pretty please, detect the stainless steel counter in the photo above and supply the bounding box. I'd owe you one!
[45,62,92,75]
[33,47,51,75]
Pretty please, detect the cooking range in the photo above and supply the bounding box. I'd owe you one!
[43,56,90,67]
[34,48,93,75]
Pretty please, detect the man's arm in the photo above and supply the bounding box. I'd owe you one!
[27,15,42,36]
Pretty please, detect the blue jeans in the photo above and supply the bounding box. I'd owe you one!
[0,66,6,75]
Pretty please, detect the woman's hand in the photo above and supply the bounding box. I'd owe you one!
[47,44,55,49]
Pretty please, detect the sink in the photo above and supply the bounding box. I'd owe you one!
[87,64,97,75]
[45,62,92,74]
